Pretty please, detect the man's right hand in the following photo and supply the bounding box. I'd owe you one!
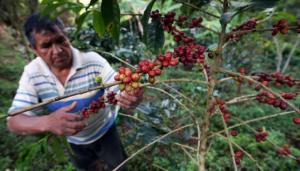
[46,102,85,136]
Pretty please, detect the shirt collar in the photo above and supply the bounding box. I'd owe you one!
[71,46,83,71]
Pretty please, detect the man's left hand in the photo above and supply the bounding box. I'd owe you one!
[115,88,143,109]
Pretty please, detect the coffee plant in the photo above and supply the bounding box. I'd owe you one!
[6,0,300,170]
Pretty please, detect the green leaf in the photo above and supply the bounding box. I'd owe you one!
[51,137,67,162]
[142,0,157,43]
[146,18,165,54]
[220,12,235,25]
[92,10,105,38]
[75,11,91,34]
[101,0,120,43]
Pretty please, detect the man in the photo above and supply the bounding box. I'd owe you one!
[7,13,142,170]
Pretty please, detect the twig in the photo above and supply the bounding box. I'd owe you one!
[233,116,298,160]
[174,142,197,152]
[218,109,238,171]
[112,124,193,171]
[8,81,121,116]
[208,111,296,139]
[118,113,144,123]
[282,34,300,73]
[180,145,198,165]
[273,36,284,72]
[216,133,264,171]
[93,50,137,69]
[226,94,257,105]
[152,163,169,171]
[217,68,300,114]
[200,24,220,35]
[226,26,299,40]
[162,83,196,106]
[173,0,220,19]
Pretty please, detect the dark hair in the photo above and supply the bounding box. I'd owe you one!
[23,13,64,47]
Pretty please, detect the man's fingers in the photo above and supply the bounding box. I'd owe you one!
[116,95,132,106]
[65,114,83,122]
[65,121,86,130]
[119,92,138,102]
[64,127,80,136]
[62,101,77,112]
[117,101,133,109]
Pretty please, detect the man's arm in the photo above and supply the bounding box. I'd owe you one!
[7,102,85,136]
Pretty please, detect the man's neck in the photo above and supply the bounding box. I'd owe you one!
[51,66,71,85]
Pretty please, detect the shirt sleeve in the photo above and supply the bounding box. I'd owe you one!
[99,57,120,115]
[101,59,119,93]
[8,70,40,117]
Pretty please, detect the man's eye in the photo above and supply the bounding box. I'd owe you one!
[41,43,51,48]
[55,37,66,44]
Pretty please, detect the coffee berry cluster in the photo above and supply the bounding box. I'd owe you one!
[272,19,289,36]
[255,128,268,142]
[174,44,206,65]
[150,10,203,45]
[277,144,291,156]
[209,98,231,122]
[234,150,244,165]
[114,67,142,92]
[255,91,292,110]
[230,19,257,40]
[253,71,297,90]
[81,91,117,118]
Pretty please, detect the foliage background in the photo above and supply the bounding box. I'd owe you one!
[0,0,300,170]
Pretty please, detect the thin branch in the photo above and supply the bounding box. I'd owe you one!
[216,133,264,171]
[118,113,144,123]
[233,116,298,160]
[200,24,220,35]
[173,0,220,19]
[174,142,197,152]
[112,124,193,171]
[282,34,300,73]
[148,78,208,86]
[8,81,121,116]
[226,26,299,40]
[93,50,137,69]
[179,145,198,165]
[162,83,196,106]
[146,86,190,111]
[218,109,238,171]
[273,36,284,72]
[152,163,169,171]
[209,111,296,139]
[226,94,257,105]
[8,77,206,117]
[217,68,300,114]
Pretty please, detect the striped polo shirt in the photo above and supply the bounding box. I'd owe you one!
[8,47,119,145]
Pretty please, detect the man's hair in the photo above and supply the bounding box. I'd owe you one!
[23,13,64,47]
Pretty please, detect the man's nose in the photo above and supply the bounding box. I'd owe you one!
[52,44,62,54]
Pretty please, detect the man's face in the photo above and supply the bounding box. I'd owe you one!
[32,26,72,70]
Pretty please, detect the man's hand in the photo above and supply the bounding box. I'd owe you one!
[45,102,85,136]
[115,88,144,109]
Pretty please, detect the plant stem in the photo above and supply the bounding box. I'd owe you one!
[112,124,193,171]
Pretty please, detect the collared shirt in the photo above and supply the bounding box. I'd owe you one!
[8,47,119,145]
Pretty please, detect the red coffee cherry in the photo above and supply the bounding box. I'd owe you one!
[131,73,140,82]
[230,130,238,137]
[293,118,300,124]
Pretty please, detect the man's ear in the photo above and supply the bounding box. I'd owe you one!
[29,44,39,57]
